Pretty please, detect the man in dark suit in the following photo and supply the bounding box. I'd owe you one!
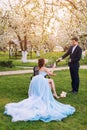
[56,37,82,94]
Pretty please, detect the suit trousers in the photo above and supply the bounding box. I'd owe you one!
[69,64,79,92]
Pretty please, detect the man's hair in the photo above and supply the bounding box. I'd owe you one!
[71,37,78,41]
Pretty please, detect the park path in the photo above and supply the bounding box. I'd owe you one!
[0,65,87,76]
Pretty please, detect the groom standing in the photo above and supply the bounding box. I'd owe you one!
[56,37,82,94]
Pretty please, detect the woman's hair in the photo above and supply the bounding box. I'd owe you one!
[38,58,45,68]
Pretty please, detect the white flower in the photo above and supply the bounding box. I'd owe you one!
[60,91,67,98]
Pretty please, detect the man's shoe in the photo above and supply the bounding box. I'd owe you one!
[72,91,78,94]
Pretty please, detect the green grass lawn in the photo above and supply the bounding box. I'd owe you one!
[0,69,87,130]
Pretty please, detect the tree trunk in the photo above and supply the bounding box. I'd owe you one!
[17,34,28,62]
[17,35,23,51]
[22,50,28,63]
[24,35,27,51]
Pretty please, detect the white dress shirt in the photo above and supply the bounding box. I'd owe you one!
[72,45,78,54]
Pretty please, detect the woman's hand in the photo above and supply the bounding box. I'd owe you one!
[53,73,56,76]
[53,63,56,68]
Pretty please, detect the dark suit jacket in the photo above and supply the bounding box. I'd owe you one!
[62,45,82,67]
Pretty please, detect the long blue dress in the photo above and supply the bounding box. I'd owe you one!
[4,72,75,122]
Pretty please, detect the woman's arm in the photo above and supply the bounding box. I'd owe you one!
[44,67,56,76]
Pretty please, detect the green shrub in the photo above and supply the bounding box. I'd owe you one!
[0,61,14,68]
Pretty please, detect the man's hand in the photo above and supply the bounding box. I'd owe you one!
[56,57,62,62]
